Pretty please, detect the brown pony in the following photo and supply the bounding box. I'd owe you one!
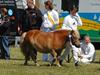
[20,29,80,67]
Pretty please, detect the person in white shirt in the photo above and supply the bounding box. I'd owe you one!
[62,9,82,30]
[41,1,59,62]
[15,0,28,10]
[41,0,59,32]
[60,5,82,66]
[79,36,95,64]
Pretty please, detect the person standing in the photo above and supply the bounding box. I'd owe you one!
[15,0,28,47]
[41,0,59,62]
[0,8,11,59]
[15,0,28,33]
[60,5,82,66]
[26,0,43,31]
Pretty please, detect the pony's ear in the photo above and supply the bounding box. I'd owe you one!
[71,30,80,39]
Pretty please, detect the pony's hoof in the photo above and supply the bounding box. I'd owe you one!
[48,63,52,66]
[35,63,40,66]
[57,64,62,67]
[24,63,28,65]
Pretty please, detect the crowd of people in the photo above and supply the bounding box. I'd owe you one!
[0,0,96,66]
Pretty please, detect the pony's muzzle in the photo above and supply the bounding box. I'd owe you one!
[75,44,80,48]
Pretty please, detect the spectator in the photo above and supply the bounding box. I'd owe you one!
[60,5,82,66]
[15,0,28,33]
[41,0,59,62]
[0,8,11,59]
[26,0,43,31]
[15,0,28,47]
[79,35,95,64]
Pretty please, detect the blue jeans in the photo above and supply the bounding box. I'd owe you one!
[42,27,52,32]
[42,53,48,61]
[1,36,10,59]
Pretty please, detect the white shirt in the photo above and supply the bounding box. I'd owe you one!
[42,9,59,28]
[16,0,28,9]
[81,42,95,61]
[62,13,82,30]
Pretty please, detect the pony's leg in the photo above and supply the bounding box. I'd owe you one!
[51,49,61,67]
[30,49,40,66]
[24,52,30,65]
[21,41,30,65]
[23,45,31,65]
[56,49,63,66]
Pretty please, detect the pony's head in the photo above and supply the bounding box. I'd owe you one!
[70,30,80,48]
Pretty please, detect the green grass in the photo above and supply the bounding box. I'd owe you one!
[0,47,100,75]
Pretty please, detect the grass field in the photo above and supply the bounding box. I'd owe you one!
[0,47,100,75]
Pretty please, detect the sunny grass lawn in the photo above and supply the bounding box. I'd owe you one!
[0,47,100,75]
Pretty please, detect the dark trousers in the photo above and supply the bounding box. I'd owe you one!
[0,36,2,57]
[0,36,10,59]
[16,9,30,32]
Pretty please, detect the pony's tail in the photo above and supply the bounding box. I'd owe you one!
[20,32,27,56]
[20,32,27,44]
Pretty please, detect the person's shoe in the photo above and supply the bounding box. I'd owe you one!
[5,57,10,60]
